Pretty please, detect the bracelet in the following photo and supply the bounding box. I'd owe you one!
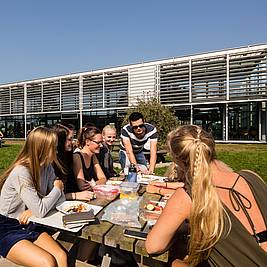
[74,192,76,200]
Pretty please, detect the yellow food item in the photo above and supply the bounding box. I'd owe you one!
[120,192,138,200]
[146,203,155,211]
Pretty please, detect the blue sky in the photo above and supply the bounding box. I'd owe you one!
[1,0,266,84]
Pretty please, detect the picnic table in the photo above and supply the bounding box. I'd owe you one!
[34,184,170,267]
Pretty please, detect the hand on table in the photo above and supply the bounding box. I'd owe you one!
[146,184,161,194]
[76,191,95,201]
[19,210,33,225]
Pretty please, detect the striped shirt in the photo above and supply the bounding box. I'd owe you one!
[120,123,158,154]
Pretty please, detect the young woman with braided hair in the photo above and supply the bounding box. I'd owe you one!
[145,125,267,266]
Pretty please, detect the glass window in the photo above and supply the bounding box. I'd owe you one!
[228,103,259,140]
[193,105,224,140]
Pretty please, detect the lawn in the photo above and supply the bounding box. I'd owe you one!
[0,142,266,183]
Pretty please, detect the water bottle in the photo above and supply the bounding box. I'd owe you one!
[127,163,137,182]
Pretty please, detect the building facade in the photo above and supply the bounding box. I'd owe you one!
[0,43,267,142]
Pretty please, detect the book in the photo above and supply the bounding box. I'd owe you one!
[62,209,95,226]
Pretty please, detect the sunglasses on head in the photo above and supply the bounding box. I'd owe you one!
[132,124,145,130]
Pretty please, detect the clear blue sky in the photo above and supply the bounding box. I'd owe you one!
[1,0,266,84]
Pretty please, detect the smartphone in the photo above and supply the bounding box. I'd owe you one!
[123,229,148,240]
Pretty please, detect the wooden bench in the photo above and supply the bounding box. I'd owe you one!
[0,139,5,148]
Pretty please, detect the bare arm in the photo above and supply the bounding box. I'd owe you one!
[65,191,94,201]
[122,138,137,165]
[145,188,191,254]
[93,155,107,185]
[149,140,157,174]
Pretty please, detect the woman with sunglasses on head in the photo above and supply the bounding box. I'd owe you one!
[53,123,94,201]
[145,125,267,266]
[0,126,67,267]
[73,126,107,191]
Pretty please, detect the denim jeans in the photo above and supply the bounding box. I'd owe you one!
[119,150,147,170]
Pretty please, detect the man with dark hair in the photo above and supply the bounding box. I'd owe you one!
[119,112,158,174]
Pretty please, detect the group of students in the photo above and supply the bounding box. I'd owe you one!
[0,123,118,267]
[0,120,266,266]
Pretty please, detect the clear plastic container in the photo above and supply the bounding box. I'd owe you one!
[119,182,139,200]
[93,185,120,200]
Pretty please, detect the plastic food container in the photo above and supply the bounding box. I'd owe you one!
[119,182,139,200]
[139,200,166,221]
[93,185,120,200]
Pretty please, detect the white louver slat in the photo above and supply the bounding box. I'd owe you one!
[129,66,156,105]
[43,80,60,112]
[229,50,267,99]
[10,85,24,114]
[83,74,103,110]
[104,71,128,108]
[61,78,79,111]
[27,83,42,113]
[160,62,190,104]
[0,87,10,114]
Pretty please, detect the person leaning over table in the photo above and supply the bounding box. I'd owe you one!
[73,126,107,191]
[145,125,267,267]
[53,123,94,201]
[0,126,67,267]
[119,112,158,174]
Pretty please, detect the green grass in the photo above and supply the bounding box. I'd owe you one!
[216,144,267,182]
[155,144,267,183]
[0,142,23,174]
[0,142,267,183]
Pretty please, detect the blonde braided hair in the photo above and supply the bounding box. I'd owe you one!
[168,125,228,266]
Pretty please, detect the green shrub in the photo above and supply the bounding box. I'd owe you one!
[123,97,180,148]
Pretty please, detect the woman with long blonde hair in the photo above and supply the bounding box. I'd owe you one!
[0,126,67,267]
[145,125,267,266]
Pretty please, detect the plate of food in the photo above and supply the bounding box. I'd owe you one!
[56,201,93,214]
[140,200,166,221]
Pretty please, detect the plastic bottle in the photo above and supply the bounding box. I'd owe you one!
[127,163,137,182]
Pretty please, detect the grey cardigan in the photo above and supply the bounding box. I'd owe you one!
[0,164,65,219]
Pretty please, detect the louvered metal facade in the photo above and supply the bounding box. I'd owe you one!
[0,43,267,142]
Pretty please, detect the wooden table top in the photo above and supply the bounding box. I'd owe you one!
[78,186,170,263]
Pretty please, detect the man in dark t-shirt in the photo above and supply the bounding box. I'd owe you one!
[119,112,158,174]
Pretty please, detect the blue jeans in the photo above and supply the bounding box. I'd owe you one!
[119,150,147,170]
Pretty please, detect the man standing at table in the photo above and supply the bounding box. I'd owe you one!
[119,112,158,174]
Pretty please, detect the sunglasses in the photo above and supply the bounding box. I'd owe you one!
[132,124,145,130]
[91,140,103,145]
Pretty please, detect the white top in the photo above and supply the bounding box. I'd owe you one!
[0,164,65,219]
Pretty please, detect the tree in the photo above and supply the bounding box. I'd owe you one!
[123,97,180,148]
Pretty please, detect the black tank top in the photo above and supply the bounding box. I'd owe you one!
[74,152,97,181]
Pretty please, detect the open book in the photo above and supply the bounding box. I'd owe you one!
[62,209,95,226]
